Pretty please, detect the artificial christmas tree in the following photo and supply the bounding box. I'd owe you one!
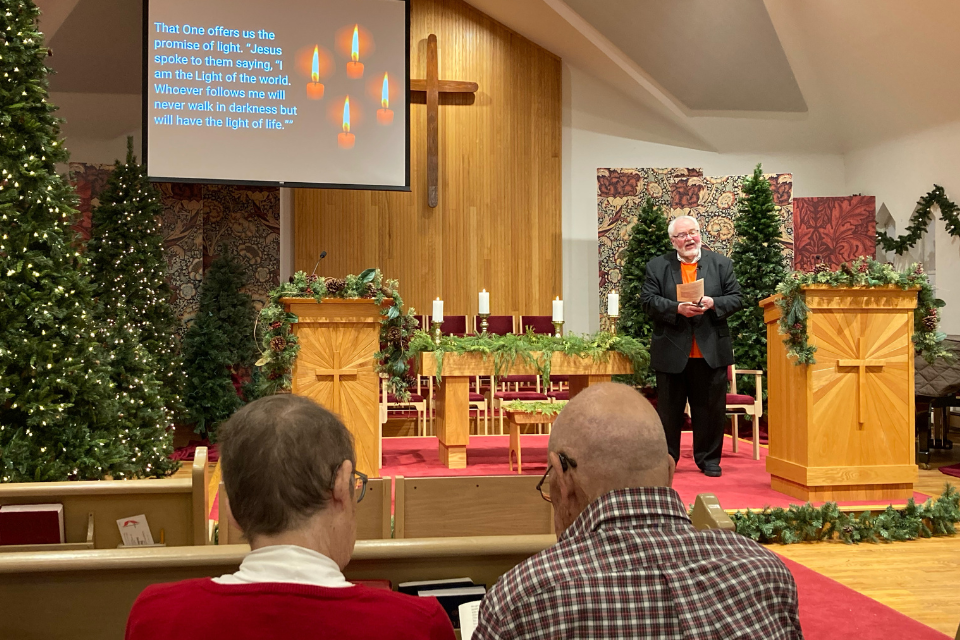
[729,164,789,374]
[86,137,181,412]
[617,198,672,387]
[0,0,174,480]
[182,251,258,439]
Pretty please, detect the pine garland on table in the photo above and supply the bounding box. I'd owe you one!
[616,198,672,388]
[502,400,567,416]
[876,185,960,255]
[729,164,789,376]
[0,0,173,481]
[775,256,949,365]
[732,484,959,545]
[256,269,419,400]
[182,252,258,440]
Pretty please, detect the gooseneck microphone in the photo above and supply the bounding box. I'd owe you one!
[311,250,327,276]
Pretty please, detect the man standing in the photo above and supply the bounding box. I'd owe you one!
[640,215,743,477]
[474,384,802,639]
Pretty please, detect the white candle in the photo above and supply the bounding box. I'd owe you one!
[432,297,443,323]
[608,292,620,317]
[478,289,490,314]
[552,296,563,322]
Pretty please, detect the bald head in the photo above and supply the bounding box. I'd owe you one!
[550,383,672,501]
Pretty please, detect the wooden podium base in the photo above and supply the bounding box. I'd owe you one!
[439,442,467,469]
[767,457,917,502]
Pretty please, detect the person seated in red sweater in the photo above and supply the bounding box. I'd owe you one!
[125,395,455,640]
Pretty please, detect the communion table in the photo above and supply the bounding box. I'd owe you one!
[760,287,919,502]
[282,298,386,477]
[419,352,633,468]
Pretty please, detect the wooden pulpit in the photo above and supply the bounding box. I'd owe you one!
[761,287,918,502]
[281,298,384,477]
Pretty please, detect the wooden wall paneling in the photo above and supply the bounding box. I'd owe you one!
[295,0,562,319]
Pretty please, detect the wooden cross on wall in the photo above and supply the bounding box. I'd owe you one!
[410,34,479,208]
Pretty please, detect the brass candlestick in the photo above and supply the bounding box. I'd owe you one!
[478,313,490,337]
[431,320,442,345]
[608,315,619,335]
[552,320,564,338]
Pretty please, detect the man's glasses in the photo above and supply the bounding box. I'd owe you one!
[536,452,578,503]
[353,469,368,503]
[671,231,700,241]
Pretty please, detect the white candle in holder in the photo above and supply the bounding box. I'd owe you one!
[432,298,444,323]
[479,289,490,314]
[552,296,563,322]
[608,291,620,317]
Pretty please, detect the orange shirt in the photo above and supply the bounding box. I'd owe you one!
[681,261,703,358]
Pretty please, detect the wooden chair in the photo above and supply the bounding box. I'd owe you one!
[489,376,549,434]
[394,475,554,538]
[726,365,763,460]
[519,315,554,335]
[381,372,427,436]
[218,476,392,543]
[473,315,515,336]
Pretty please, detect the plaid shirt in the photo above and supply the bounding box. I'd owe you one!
[475,487,803,639]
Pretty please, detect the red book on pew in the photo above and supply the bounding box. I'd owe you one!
[0,504,65,545]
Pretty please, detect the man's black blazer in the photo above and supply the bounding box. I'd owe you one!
[640,249,744,374]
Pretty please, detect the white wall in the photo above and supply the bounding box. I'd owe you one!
[562,63,849,334]
[845,121,960,334]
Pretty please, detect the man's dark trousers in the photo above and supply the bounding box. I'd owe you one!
[656,360,728,470]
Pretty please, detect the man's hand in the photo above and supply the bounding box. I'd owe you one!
[678,302,705,317]
[699,296,715,310]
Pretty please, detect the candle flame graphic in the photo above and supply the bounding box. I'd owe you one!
[311,46,319,83]
[351,25,359,62]
[343,96,351,133]
[381,73,389,109]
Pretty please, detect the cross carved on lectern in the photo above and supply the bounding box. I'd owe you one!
[410,34,479,208]
[836,337,889,428]
[314,351,358,414]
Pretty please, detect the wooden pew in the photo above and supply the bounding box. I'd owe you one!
[217,476,393,543]
[394,475,554,538]
[0,448,212,549]
[0,534,555,640]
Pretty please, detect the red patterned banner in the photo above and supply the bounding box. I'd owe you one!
[793,196,876,272]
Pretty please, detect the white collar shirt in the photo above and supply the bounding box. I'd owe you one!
[213,544,354,588]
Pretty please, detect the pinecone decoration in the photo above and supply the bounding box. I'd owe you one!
[305,274,319,284]
[814,262,831,275]
[923,310,938,331]
[381,285,394,298]
[915,263,925,276]
[269,321,282,330]
[325,277,345,295]
[386,326,402,344]
[270,336,288,352]
[365,282,377,297]
[857,260,869,273]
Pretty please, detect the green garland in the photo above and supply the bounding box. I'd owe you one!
[409,330,650,387]
[732,484,959,545]
[877,185,960,255]
[776,257,948,365]
[255,269,418,399]
[502,400,567,415]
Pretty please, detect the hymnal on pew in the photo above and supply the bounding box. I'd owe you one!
[417,585,486,629]
[0,503,64,545]
[397,577,475,595]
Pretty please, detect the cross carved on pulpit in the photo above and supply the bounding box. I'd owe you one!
[410,34,479,208]
[314,350,358,414]
[836,337,889,428]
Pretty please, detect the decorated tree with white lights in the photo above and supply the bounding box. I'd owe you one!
[0,0,176,480]
[86,138,182,412]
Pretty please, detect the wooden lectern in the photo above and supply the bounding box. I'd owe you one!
[281,298,384,477]
[761,287,918,501]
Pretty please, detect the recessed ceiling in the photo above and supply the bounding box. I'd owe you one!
[560,0,806,113]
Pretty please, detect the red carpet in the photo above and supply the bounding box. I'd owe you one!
[939,463,960,479]
[782,555,951,639]
[380,432,928,510]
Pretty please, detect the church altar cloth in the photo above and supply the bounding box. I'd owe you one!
[418,352,633,469]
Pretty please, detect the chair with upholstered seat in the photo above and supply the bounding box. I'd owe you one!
[519,315,554,336]
[726,365,763,460]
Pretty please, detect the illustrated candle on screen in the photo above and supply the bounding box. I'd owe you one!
[377,73,393,125]
[346,25,364,78]
[338,97,355,149]
[306,46,324,99]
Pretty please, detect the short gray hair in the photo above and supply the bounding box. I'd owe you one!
[219,395,356,539]
[668,215,700,236]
